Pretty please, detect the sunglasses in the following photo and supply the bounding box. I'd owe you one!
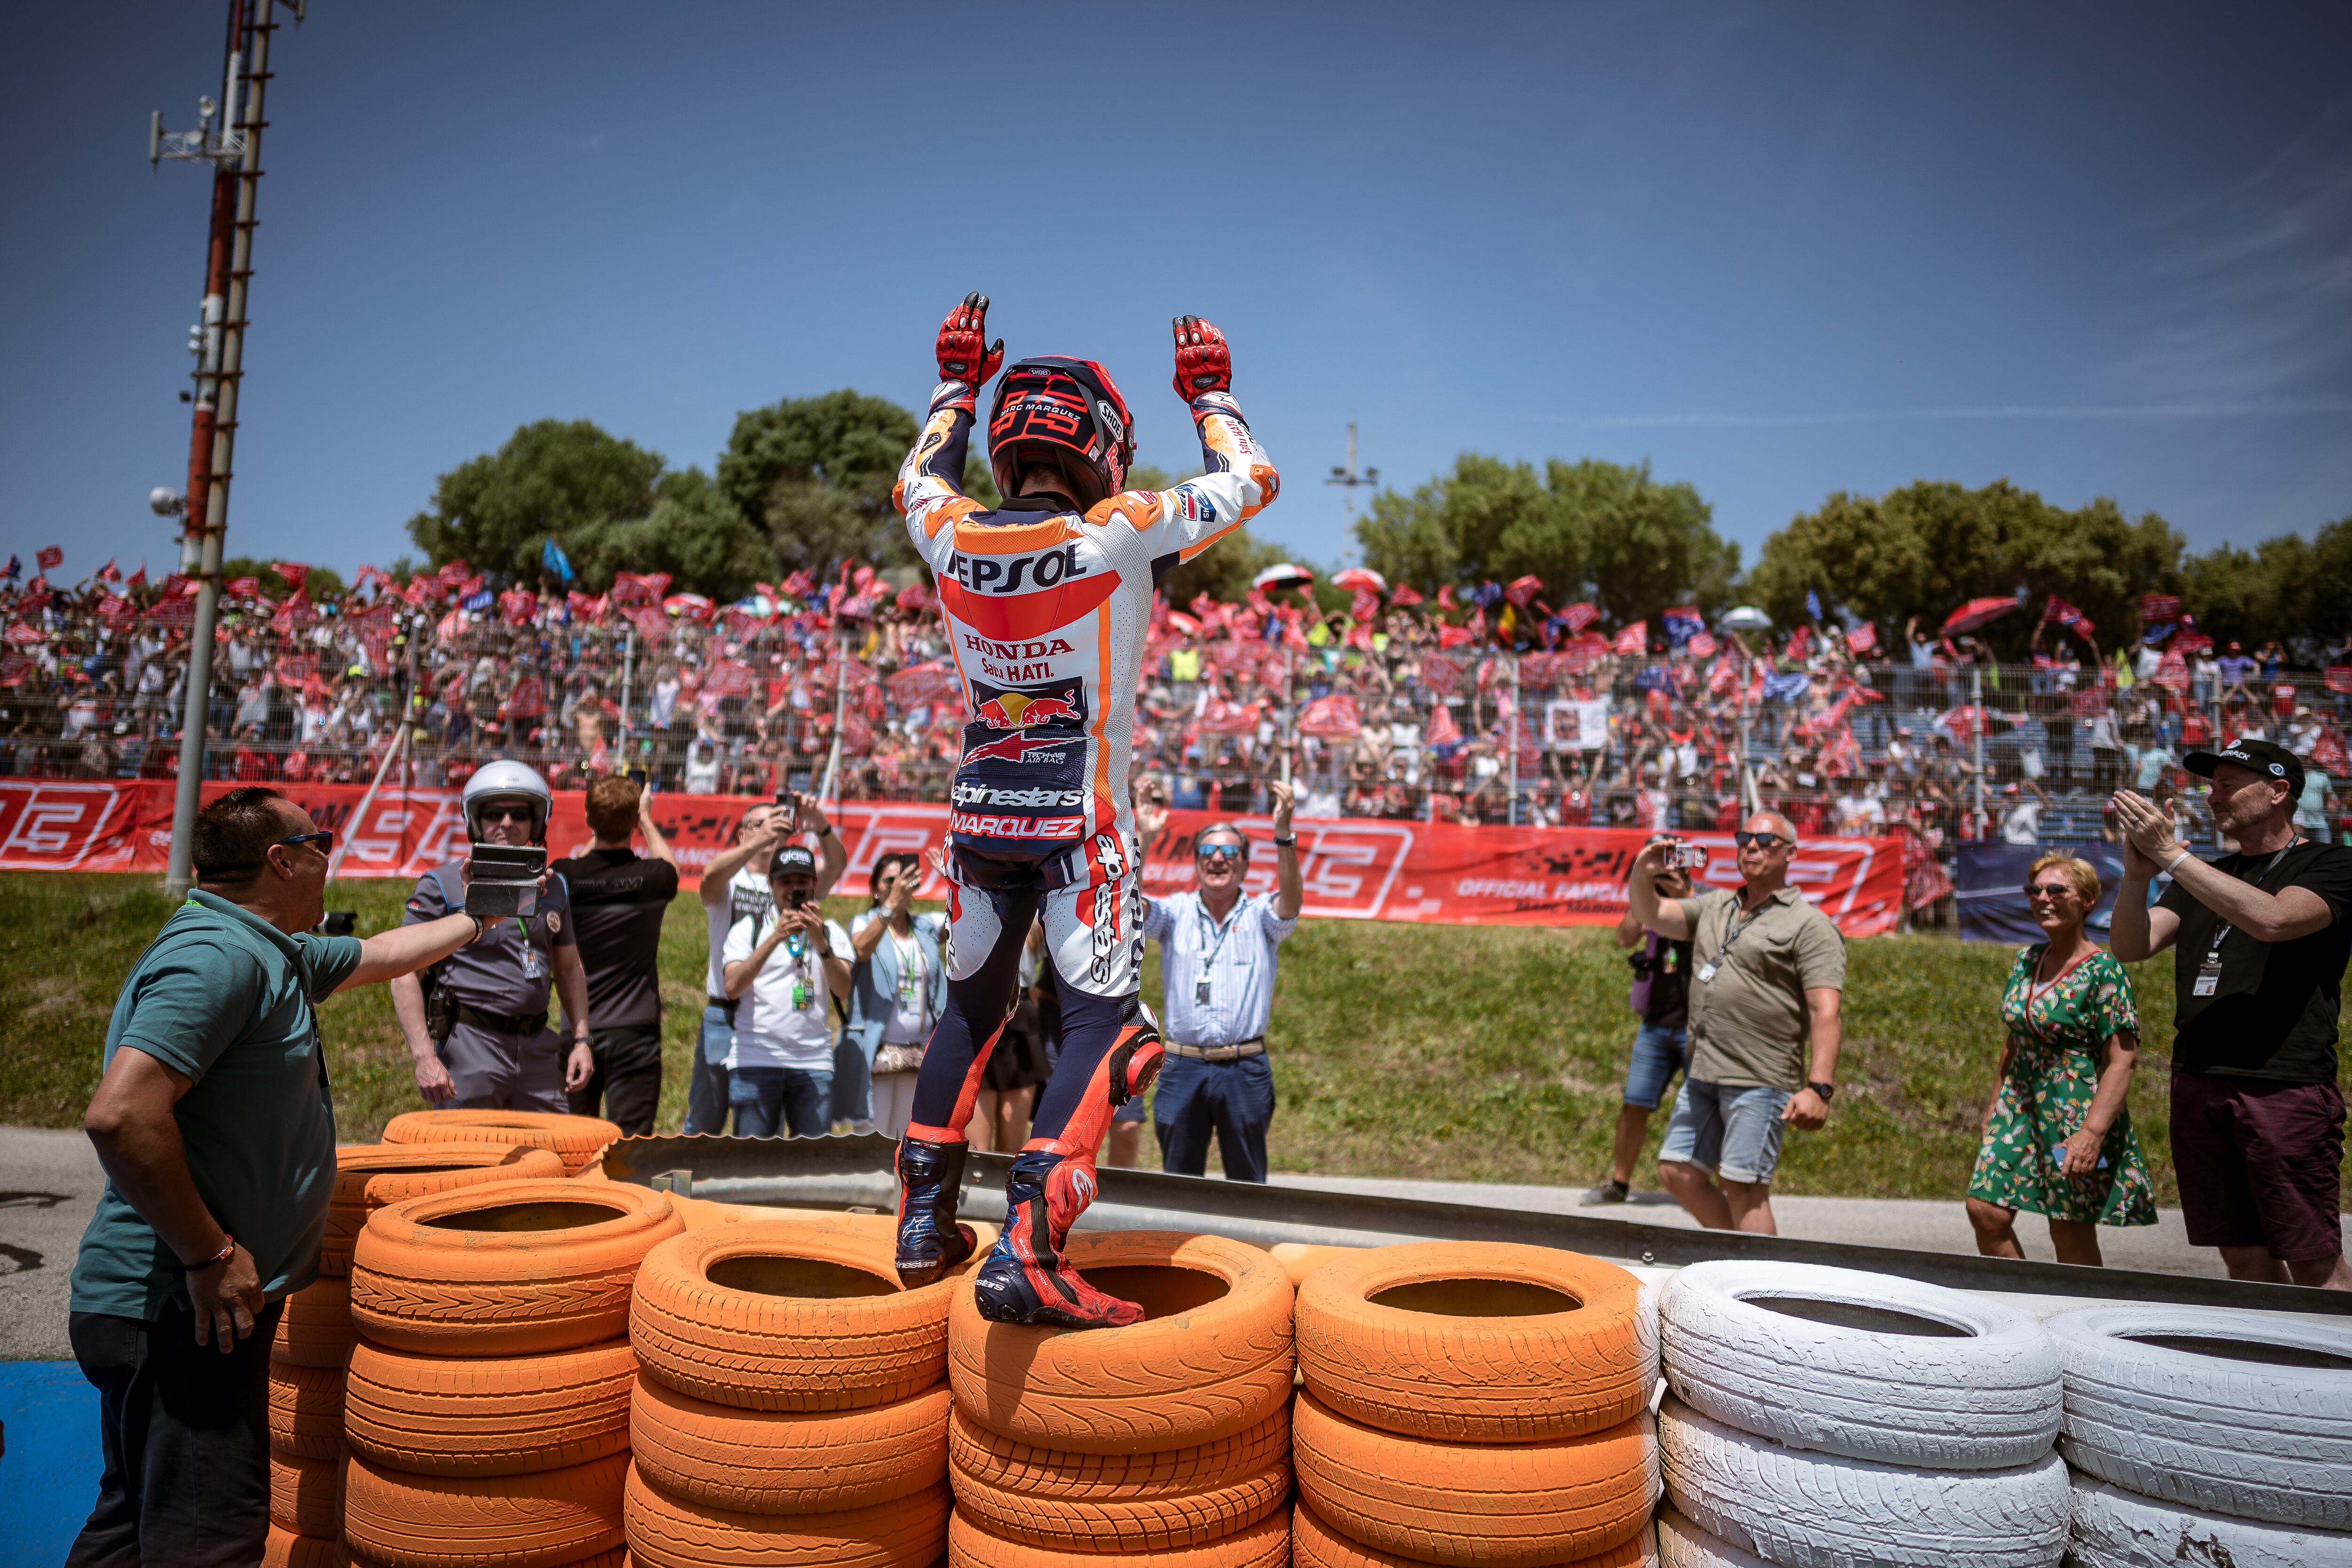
[477,805,535,824]
[2024,882,2077,901]
[1196,844,1247,865]
[274,830,333,857]
[1733,831,1789,850]
[199,828,333,878]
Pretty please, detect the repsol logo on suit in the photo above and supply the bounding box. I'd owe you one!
[946,544,1087,594]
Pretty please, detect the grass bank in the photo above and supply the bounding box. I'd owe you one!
[0,871,2285,1206]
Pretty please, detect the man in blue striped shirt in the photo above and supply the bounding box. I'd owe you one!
[1136,780,1305,1181]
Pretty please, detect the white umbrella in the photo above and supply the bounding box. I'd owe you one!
[1719,605,1773,632]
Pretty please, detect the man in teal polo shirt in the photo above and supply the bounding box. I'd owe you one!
[66,786,501,1568]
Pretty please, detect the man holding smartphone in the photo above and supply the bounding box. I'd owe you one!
[720,845,853,1136]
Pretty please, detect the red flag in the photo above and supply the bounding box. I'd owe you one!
[1687,631,1720,659]
[95,558,122,583]
[779,569,813,599]
[2042,595,2094,636]
[1198,695,1261,735]
[705,660,755,697]
[1437,585,1458,612]
[275,654,317,685]
[2327,667,2352,696]
[4,622,42,646]
[2071,687,2110,717]
[1387,584,1424,608]
[1297,693,1361,737]
[1845,623,1878,654]
[1437,623,1473,650]
[2314,727,2350,775]
[271,561,310,592]
[1558,602,1599,634]
[1420,653,1463,695]
[612,571,672,605]
[498,589,537,625]
[226,576,260,599]
[127,565,148,590]
[1503,575,1543,608]
[1349,588,1380,623]
[1424,705,1462,748]
[1611,621,1647,655]
[2153,649,2190,692]
[35,546,62,571]
[2139,593,2181,624]
[437,559,471,584]
[504,675,545,719]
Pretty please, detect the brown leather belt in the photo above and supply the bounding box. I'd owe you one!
[1164,1038,1265,1062]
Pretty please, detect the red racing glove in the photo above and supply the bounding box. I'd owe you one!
[1171,315,1232,400]
[936,292,1003,387]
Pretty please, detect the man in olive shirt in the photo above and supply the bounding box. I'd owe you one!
[1629,810,1846,1234]
[68,787,493,1566]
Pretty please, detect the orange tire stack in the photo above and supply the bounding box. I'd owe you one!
[623,1221,967,1568]
[945,1232,1296,1568]
[380,1109,623,1176]
[264,1139,562,1565]
[342,1178,682,1568]
[1293,1242,1659,1568]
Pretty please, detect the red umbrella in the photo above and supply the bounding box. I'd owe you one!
[1252,563,1316,594]
[1331,567,1387,593]
[1942,597,2020,635]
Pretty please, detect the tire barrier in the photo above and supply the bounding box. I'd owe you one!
[1653,1507,1777,1568]
[344,1337,638,1478]
[272,1272,358,1370]
[380,1109,624,1175]
[945,1231,1296,1567]
[322,1142,559,1277]
[2049,1305,2352,1533]
[342,1449,631,1568]
[269,1448,346,1540]
[624,1221,960,1568]
[1293,1500,1657,1568]
[262,1521,348,1568]
[2066,1472,2352,1568]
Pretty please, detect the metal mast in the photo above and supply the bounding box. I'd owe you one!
[1324,419,1380,524]
[157,0,281,895]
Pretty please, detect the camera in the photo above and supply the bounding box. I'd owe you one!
[319,910,356,936]
[465,844,548,920]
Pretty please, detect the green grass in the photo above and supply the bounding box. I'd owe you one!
[7,872,2336,1205]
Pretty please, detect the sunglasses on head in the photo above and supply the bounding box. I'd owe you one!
[1733,830,1789,850]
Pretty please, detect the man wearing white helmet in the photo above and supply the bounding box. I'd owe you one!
[389,761,595,1110]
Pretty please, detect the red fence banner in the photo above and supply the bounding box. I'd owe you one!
[0,783,1910,936]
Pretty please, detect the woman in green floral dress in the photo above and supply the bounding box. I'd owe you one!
[1966,852,2157,1266]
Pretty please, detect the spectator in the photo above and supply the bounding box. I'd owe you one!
[1965,852,2156,1267]
[2111,739,2352,1290]
[2215,641,2256,703]
[845,852,948,1138]
[720,844,852,1137]
[1585,834,1697,1205]
[68,787,493,1564]
[1134,781,1304,1182]
[689,795,842,1134]
[1628,811,1845,1234]
[389,762,594,1111]
[2000,779,2047,845]
[552,776,680,1135]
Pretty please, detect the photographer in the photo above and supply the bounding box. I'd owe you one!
[845,852,951,1138]
[1586,834,1697,1205]
[389,762,592,1111]
[720,845,853,1137]
[68,788,501,1565]
[552,776,679,1135]
[2111,739,2352,1290]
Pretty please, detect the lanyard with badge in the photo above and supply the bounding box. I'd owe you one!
[1695,899,1764,985]
[1195,900,1243,1008]
[2193,840,2298,998]
[893,928,928,1022]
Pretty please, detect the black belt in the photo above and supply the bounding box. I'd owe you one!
[453,1002,549,1037]
[707,994,739,1026]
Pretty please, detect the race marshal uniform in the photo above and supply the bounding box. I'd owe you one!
[403,864,577,1111]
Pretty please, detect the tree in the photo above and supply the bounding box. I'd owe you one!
[1354,453,1735,621]
[717,390,997,578]
[564,469,770,603]
[406,420,665,584]
[2183,517,2352,651]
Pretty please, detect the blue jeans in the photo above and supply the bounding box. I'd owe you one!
[1659,1078,1792,1186]
[683,1005,732,1136]
[728,1066,832,1138]
[1622,1022,1689,1111]
[830,1035,873,1130]
[1153,1053,1275,1183]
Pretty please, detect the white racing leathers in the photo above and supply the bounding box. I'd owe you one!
[893,376,1276,1014]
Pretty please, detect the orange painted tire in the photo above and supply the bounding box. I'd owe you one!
[946,1231,1293,1455]
[630,1375,949,1514]
[351,1180,681,1356]
[381,1110,623,1175]
[623,1465,952,1568]
[946,1402,1289,1502]
[1298,1243,1648,1442]
[631,1222,963,1411]
[268,1359,346,1461]
[323,1142,556,1275]
[264,1523,348,1568]
[1271,1244,1364,1288]
[343,1449,628,1568]
[344,1337,636,1477]
[1293,1391,1656,1568]
[950,1441,1288,1551]
[1292,1500,1656,1568]
[272,1274,358,1369]
[946,1503,1289,1568]
[270,1447,345,1538]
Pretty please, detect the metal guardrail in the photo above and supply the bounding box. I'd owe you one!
[599,1132,2352,1318]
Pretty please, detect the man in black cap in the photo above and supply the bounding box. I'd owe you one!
[2112,736,2352,1290]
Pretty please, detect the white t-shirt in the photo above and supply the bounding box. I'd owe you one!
[705,866,773,998]
[723,912,850,1070]
[2002,802,2042,845]
[683,741,721,794]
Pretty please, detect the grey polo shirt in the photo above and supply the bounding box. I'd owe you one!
[1676,885,1846,1091]
[403,860,576,1022]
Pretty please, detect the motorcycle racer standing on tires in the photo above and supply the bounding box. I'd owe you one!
[890,293,1278,1327]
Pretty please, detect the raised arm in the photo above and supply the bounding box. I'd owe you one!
[1103,317,1279,573]
[893,293,1000,541]
[1627,837,1692,940]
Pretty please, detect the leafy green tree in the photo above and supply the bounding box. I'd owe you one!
[564,469,770,602]
[2183,517,2352,650]
[1354,453,1734,621]
[406,420,665,584]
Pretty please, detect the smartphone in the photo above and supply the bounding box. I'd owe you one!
[627,766,648,785]
[772,792,799,835]
[782,888,808,911]
[1667,844,1708,871]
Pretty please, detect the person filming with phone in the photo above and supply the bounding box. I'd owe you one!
[720,844,853,1137]
[1586,833,1700,1206]
[1628,811,1845,1234]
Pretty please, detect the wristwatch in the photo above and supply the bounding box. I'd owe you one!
[1806,1080,1837,1101]
[1273,835,1297,848]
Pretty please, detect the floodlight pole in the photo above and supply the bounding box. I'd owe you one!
[165,0,277,895]
[1325,419,1379,523]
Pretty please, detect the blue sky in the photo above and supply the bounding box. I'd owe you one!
[5,2,2347,585]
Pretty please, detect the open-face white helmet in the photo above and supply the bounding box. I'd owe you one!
[461,759,553,844]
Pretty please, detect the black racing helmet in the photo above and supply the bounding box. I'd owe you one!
[986,357,1136,510]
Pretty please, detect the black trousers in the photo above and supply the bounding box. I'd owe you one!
[566,1022,665,1135]
[66,1298,285,1568]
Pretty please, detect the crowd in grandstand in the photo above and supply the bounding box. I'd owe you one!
[7,553,2352,876]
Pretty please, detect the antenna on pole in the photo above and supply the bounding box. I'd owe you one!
[1324,417,1379,524]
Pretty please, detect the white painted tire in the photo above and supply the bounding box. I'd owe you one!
[1655,1508,1776,1568]
[1660,1259,2062,1469]
[2049,1305,2352,1530]
[2069,1474,2352,1568]
[1659,1397,2070,1568]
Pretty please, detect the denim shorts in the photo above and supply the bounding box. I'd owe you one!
[1659,1077,1793,1185]
[1621,1022,1688,1111]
